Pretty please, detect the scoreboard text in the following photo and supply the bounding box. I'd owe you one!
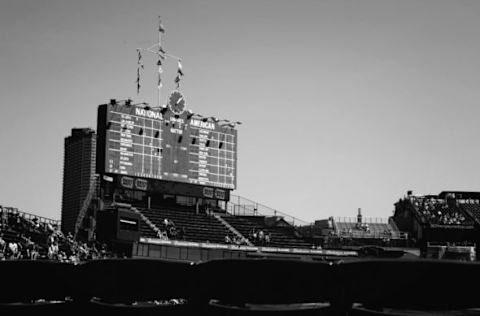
[96,101,237,189]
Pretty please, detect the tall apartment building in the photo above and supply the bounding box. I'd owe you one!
[61,128,96,234]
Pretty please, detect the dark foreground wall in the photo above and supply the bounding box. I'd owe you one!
[2,258,480,316]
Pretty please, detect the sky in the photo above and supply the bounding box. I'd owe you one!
[1,0,480,223]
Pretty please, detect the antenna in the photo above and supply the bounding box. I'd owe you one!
[136,17,183,108]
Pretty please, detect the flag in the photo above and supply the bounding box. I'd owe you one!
[159,46,166,55]
[136,50,143,95]
[158,76,162,89]
[137,50,144,69]
[157,58,163,73]
[136,68,141,94]
[159,17,165,33]
[177,60,184,76]
[174,75,181,89]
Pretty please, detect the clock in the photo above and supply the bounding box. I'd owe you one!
[168,90,186,115]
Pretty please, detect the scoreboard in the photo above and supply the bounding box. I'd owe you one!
[96,99,238,189]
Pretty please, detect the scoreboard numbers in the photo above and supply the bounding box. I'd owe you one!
[97,102,237,189]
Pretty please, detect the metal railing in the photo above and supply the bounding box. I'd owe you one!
[226,195,311,227]
[331,230,409,240]
[334,216,388,224]
[0,206,60,226]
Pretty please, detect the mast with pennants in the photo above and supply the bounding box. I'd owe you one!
[136,17,184,107]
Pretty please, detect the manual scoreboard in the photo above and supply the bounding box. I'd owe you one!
[96,98,238,189]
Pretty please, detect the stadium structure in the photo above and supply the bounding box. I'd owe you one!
[59,95,480,262]
[69,96,359,262]
[3,19,480,315]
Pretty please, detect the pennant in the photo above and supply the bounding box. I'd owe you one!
[137,50,144,69]
[136,49,143,95]
[177,60,184,76]
[136,68,141,94]
[159,17,165,33]
[174,75,181,89]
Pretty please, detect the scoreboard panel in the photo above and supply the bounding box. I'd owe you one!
[96,101,238,189]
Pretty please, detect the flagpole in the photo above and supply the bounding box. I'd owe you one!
[136,18,183,105]
[157,16,162,108]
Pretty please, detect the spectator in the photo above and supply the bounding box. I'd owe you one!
[178,227,186,240]
[30,243,39,260]
[32,217,41,230]
[168,226,177,239]
[224,234,232,244]
[8,241,18,260]
[258,230,265,241]
[157,230,168,240]
[1,207,7,229]
[48,242,59,260]
[265,233,271,245]
[22,235,35,259]
[0,233,5,251]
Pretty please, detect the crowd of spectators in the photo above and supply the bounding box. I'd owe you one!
[0,205,114,264]
[409,197,469,225]
[224,233,249,246]
[159,218,186,241]
[334,223,394,241]
[356,222,370,233]
[249,228,271,246]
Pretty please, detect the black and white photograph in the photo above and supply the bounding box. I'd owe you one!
[1,1,480,315]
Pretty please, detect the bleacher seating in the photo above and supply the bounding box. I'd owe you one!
[139,207,231,244]
[461,203,480,225]
[334,220,399,240]
[138,218,158,239]
[136,206,315,249]
[407,196,475,226]
[0,206,112,262]
[220,214,313,249]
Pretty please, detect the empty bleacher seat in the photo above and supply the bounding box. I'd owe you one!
[77,258,195,316]
[195,258,335,315]
[0,260,76,315]
[337,259,480,315]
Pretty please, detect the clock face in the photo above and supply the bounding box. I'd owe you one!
[168,90,186,115]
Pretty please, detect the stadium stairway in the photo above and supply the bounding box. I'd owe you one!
[212,213,253,246]
[131,207,163,239]
[219,214,313,249]
[138,207,231,244]
[461,203,480,225]
[388,217,401,238]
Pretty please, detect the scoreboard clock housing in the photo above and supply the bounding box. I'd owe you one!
[96,100,238,190]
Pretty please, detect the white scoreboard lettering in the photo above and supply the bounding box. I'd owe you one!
[100,103,237,190]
